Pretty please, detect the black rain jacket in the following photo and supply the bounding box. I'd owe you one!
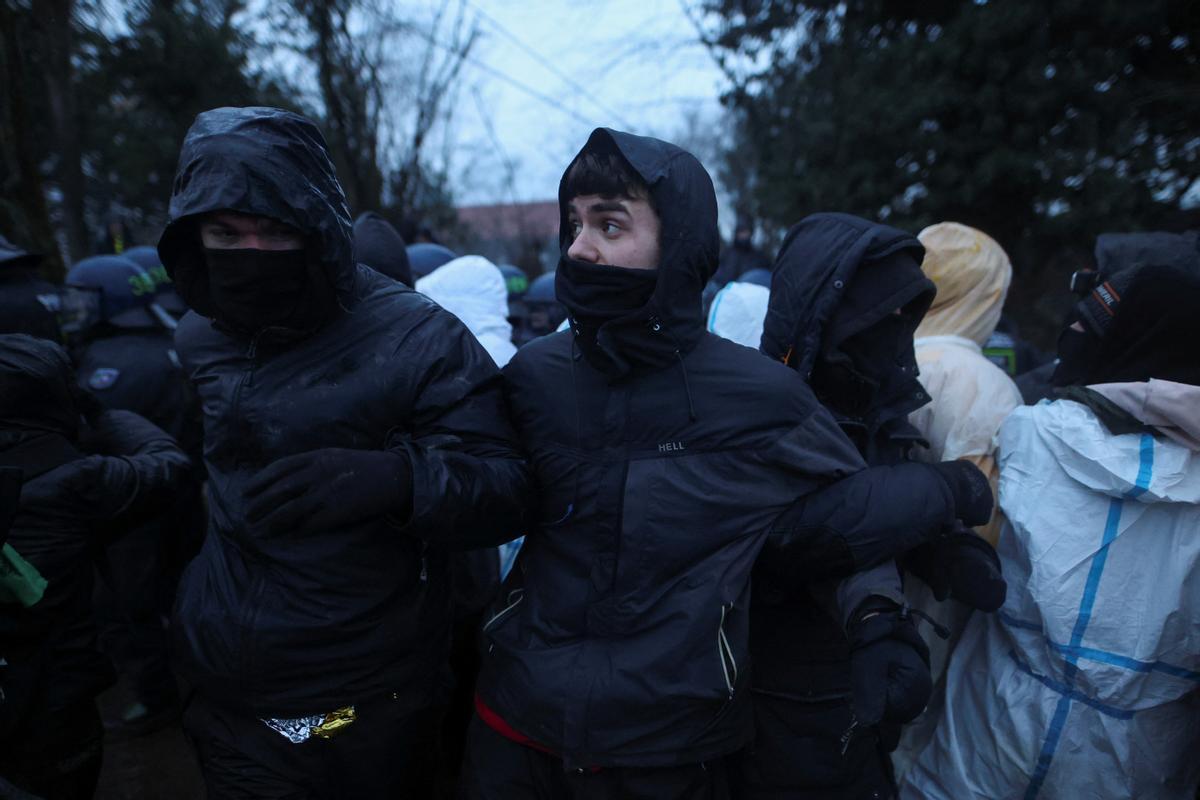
[476,130,871,769]
[0,335,189,731]
[159,107,529,716]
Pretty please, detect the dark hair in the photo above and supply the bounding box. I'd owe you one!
[562,150,656,211]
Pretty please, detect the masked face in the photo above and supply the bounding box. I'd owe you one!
[203,247,313,332]
[1051,320,1101,387]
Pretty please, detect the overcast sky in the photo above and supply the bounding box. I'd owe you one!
[440,0,729,207]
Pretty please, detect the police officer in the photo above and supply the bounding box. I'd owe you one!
[0,234,62,341]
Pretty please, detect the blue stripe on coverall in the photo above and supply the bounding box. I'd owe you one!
[1023,434,1155,800]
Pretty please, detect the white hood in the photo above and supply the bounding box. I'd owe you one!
[706,281,769,349]
[417,255,517,367]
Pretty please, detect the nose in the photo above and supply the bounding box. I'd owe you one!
[567,230,600,263]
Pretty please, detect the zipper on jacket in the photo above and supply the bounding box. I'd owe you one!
[609,459,632,593]
[419,542,428,583]
[718,603,738,697]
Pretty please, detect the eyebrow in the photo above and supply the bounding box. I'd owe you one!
[586,200,630,215]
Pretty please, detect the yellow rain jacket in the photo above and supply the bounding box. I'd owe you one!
[909,222,1022,546]
[895,222,1024,779]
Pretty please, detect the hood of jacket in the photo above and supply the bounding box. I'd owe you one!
[157,107,355,321]
[416,255,516,367]
[0,334,79,440]
[354,211,412,287]
[707,280,769,349]
[761,212,934,426]
[1089,379,1200,451]
[555,128,719,378]
[914,221,1012,345]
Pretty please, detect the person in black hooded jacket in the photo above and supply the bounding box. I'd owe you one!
[0,334,190,798]
[353,210,413,287]
[158,107,530,797]
[464,133,993,800]
[736,213,1006,799]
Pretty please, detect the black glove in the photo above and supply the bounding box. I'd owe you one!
[904,524,1008,612]
[927,460,993,527]
[846,598,932,728]
[244,448,412,535]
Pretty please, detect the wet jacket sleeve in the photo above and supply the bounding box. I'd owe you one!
[762,462,958,582]
[75,409,192,531]
[391,320,530,548]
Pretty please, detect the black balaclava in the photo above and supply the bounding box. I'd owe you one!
[201,246,331,334]
[555,260,660,353]
[811,251,934,424]
[1053,264,1200,387]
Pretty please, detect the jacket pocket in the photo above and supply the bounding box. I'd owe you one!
[718,603,738,698]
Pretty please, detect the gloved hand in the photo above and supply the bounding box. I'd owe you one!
[927,459,993,527]
[846,597,932,728]
[904,524,1008,612]
[244,448,412,535]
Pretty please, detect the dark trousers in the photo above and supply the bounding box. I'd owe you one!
[730,693,895,800]
[0,699,104,800]
[460,714,731,800]
[94,519,179,710]
[183,693,442,799]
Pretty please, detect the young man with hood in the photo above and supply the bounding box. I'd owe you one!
[464,132,994,799]
[742,213,1007,799]
[158,106,530,797]
[904,264,1200,799]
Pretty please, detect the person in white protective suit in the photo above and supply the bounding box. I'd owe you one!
[893,222,1023,776]
[903,262,1200,800]
[706,279,769,348]
[417,255,518,369]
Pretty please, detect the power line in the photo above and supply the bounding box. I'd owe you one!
[463,0,637,129]
[405,23,595,126]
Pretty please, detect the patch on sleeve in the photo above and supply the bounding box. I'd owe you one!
[88,367,121,390]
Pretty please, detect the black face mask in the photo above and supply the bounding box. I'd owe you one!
[556,258,660,342]
[1051,325,1101,387]
[203,247,323,333]
[816,313,918,420]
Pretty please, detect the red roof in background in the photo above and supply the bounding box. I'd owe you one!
[457,201,559,241]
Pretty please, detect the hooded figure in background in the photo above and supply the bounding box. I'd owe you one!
[706,279,769,348]
[353,211,412,287]
[0,235,62,341]
[158,106,529,797]
[744,213,1003,799]
[417,255,518,367]
[466,132,989,800]
[0,334,189,798]
[891,222,1023,777]
[407,242,458,282]
[904,264,1200,800]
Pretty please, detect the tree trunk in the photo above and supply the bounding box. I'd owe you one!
[32,0,89,264]
[0,3,65,280]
